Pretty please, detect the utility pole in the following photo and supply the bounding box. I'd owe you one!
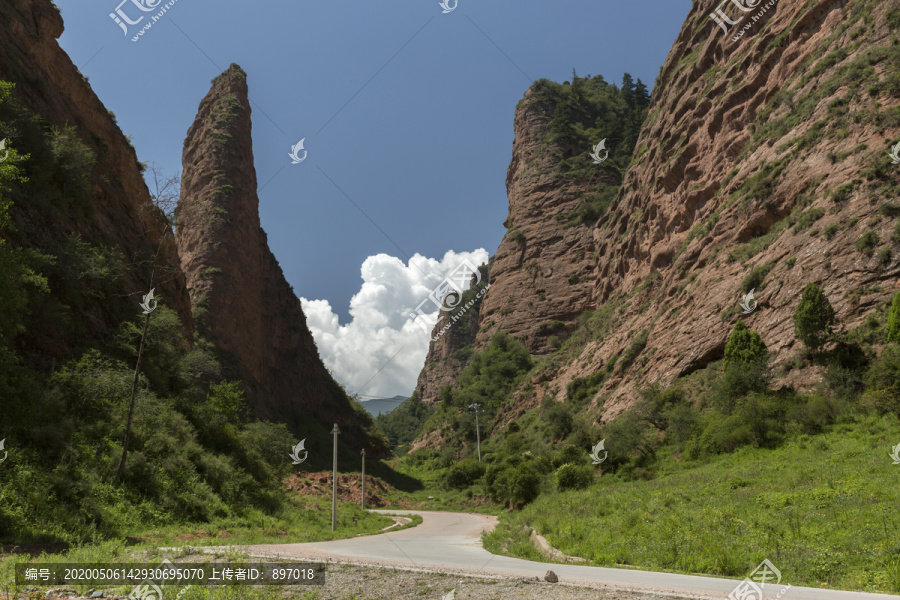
[331,423,340,531]
[360,448,366,510]
[468,403,482,462]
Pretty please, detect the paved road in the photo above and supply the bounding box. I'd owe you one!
[240,510,899,600]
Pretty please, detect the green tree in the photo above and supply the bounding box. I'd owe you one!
[724,321,768,367]
[556,463,593,491]
[793,283,836,352]
[887,291,900,343]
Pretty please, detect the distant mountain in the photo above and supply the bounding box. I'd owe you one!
[358,395,408,416]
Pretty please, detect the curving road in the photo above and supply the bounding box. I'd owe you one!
[236,510,898,600]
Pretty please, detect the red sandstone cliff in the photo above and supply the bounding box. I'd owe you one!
[175,65,388,454]
[0,0,192,360]
[417,0,900,434]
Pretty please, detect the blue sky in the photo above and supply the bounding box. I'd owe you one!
[57,0,691,398]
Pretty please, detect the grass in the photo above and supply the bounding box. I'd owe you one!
[0,540,357,599]
[0,498,422,599]
[483,412,900,593]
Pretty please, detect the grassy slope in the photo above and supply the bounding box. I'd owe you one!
[0,499,422,598]
[484,412,900,594]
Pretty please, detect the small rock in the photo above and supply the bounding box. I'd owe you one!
[91,592,103,598]
[544,570,558,583]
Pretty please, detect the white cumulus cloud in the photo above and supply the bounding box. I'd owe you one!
[301,249,490,400]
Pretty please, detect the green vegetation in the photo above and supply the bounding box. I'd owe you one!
[855,230,879,255]
[375,392,434,450]
[724,321,767,367]
[888,292,900,343]
[525,72,650,226]
[741,262,775,293]
[485,413,900,591]
[794,283,836,352]
[0,79,382,548]
[384,273,900,592]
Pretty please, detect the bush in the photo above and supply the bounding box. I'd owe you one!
[619,330,649,373]
[854,231,879,256]
[543,401,574,440]
[551,443,587,468]
[556,463,593,491]
[793,283,835,352]
[710,359,771,413]
[724,321,768,367]
[444,458,486,490]
[741,262,775,293]
[888,292,900,343]
[864,344,900,417]
[485,462,542,509]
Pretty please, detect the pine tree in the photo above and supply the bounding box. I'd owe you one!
[793,283,836,352]
[887,291,900,343]
[621,73,636,109]
[634,79,651,109]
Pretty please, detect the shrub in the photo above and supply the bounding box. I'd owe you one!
[543,402,574,440]
[854,231,879,256]
[793,283,835,352]
[551,443,587,468]
[444,458,486,490]
[485,462,542,509]
[741,262,775,293]
[619,330,649,373]
[556,463,593,491]
[711,359,771,412]
[724,321,768,368]
[888,292,900,343]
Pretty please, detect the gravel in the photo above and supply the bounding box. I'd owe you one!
[296,563,695,600]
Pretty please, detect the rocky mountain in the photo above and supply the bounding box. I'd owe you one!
[0,0,193,361]
[416,0,900,431]
[175,65,387,454]
[414,264,489,405]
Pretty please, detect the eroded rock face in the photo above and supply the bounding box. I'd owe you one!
[414,270,486,405]
[175,65,387,454]
[419,0,900,430]
[0,0,193,355]
[474,91,606,356]
[578,0,900,418]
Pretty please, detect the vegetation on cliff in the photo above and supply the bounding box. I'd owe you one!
[0,80,368,544]
[387,278,900,591]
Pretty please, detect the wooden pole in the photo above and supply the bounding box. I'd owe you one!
[114,311,151,485]
[361,448,366,510]
[332,423,340,531]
